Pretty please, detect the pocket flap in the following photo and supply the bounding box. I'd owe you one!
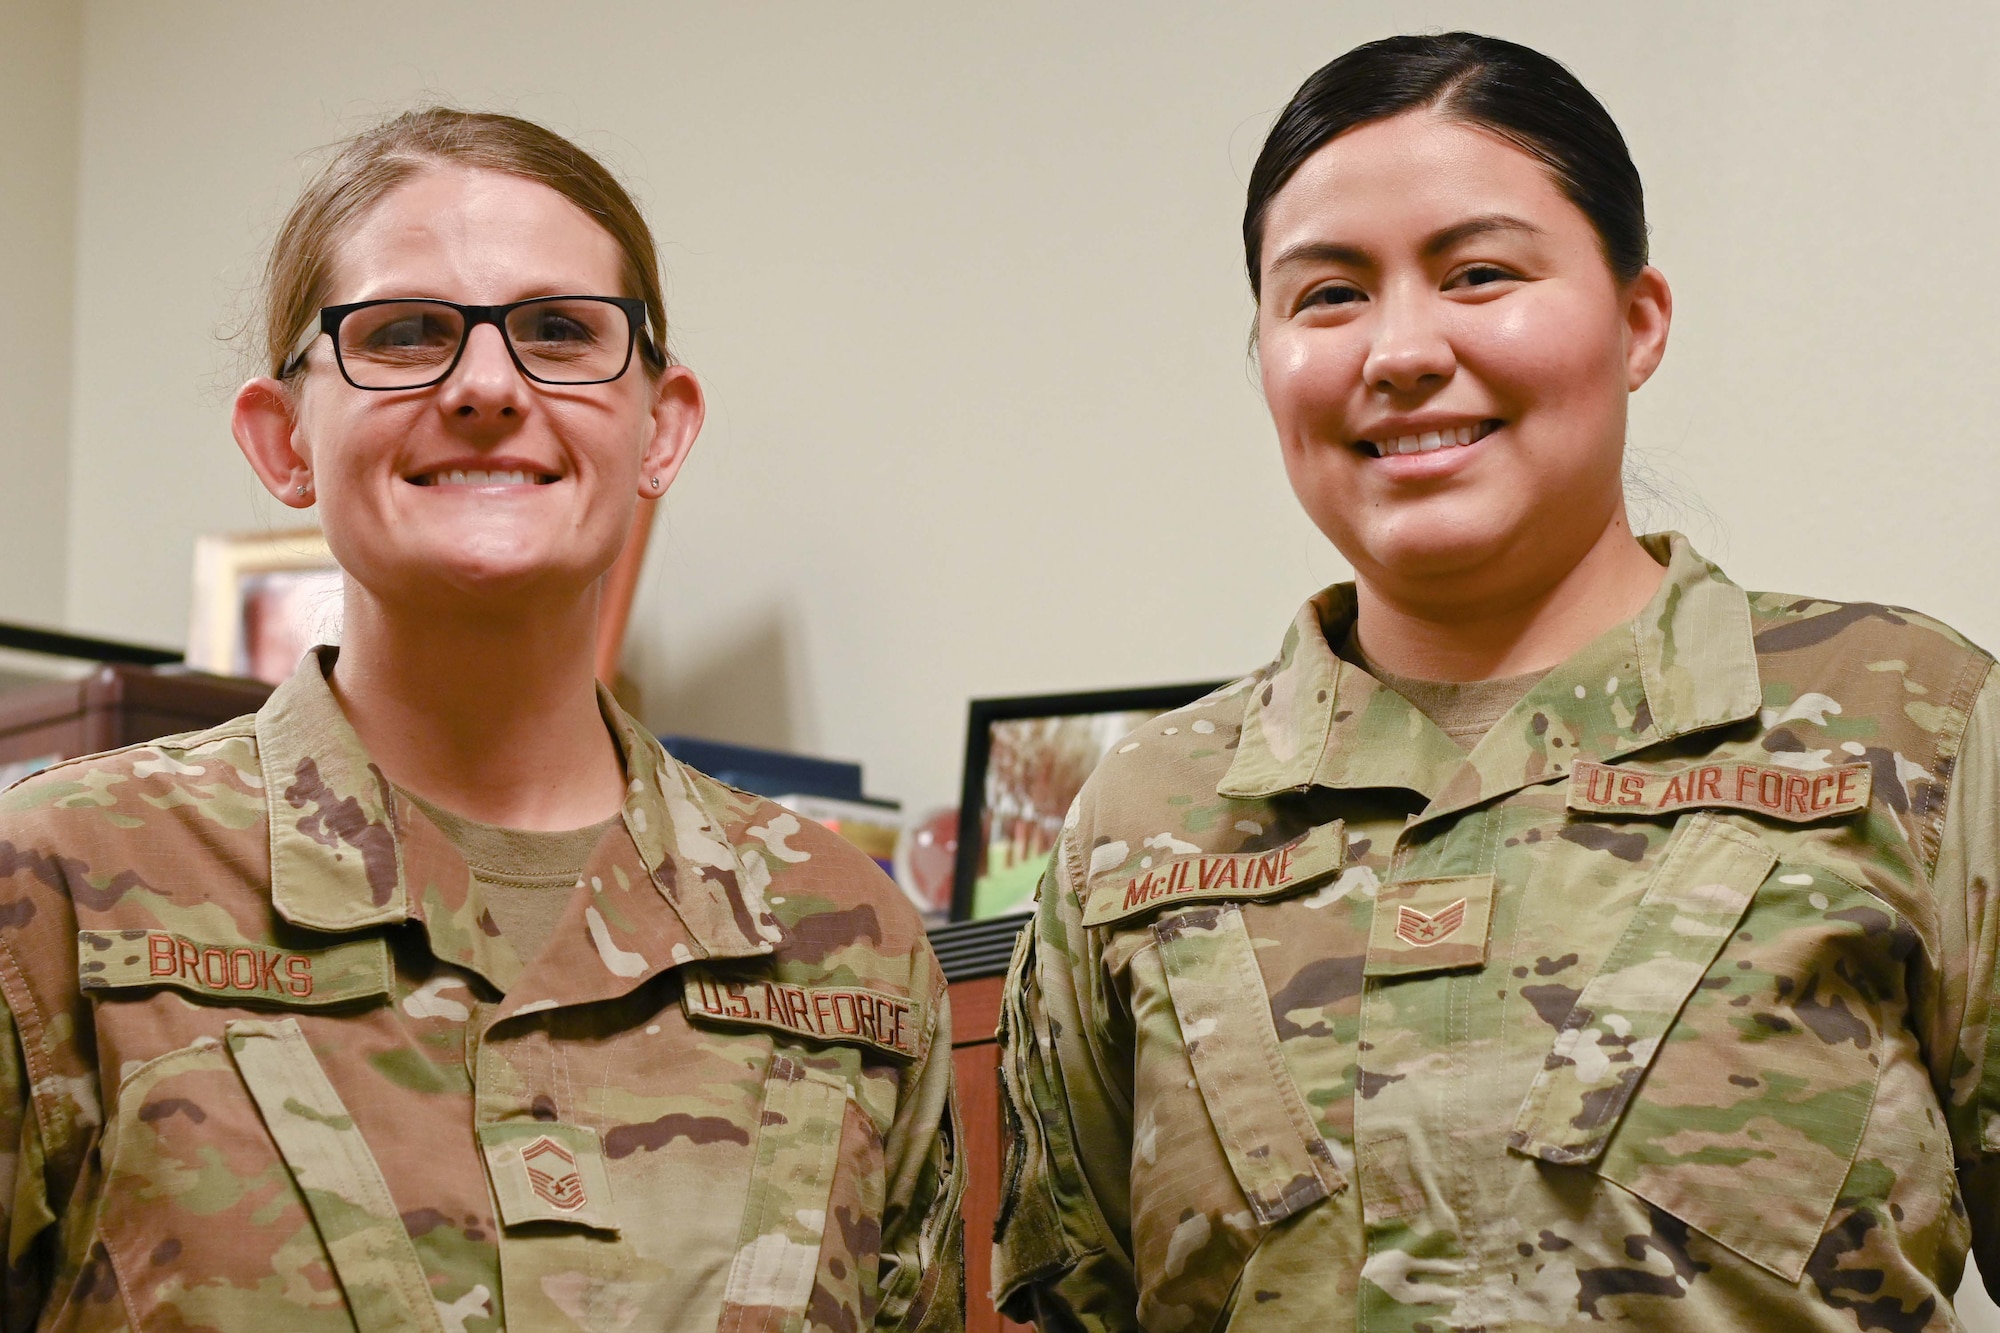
[224,1018,445,1333]
[718,1054,849,1332]
[1153,905,1345,1225]
[1081,822,1345,929]
[80,929,390,1007]
[1509,815,1776,1166]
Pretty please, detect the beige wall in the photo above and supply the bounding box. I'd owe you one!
[0,0,79,626]
[47,1,2000,819]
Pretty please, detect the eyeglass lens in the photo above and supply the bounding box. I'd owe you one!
[336,298,633,388]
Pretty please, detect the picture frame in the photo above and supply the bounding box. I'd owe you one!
[951,681,1228,922]
[184,501,661,689]
[185,528,343,684]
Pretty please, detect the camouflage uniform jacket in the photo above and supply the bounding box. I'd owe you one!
[0,649,964,1332]
[995,534,2000,1331]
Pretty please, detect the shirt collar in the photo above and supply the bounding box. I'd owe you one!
[258,647,780,962]
[1219,533,1762,811]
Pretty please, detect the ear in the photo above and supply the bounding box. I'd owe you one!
[638,364,705,497]
[232,377,317,508]
[1623,266,1673,392]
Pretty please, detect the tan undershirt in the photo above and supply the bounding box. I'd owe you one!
[401,788,622,969]
[1340,626,1552,752]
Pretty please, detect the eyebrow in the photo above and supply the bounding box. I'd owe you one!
[1264,213,1547,275]
[1423,213,1544,255]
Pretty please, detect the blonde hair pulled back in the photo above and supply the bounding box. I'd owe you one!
[260,107,669,381]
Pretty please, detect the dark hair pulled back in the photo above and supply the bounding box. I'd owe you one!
[1244,32,1647,297]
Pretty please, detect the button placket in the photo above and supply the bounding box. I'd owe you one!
[1354,810,1501,1323]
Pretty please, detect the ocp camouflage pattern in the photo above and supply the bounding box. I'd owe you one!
[0,648,964,1331]
[995,534,2000,1331]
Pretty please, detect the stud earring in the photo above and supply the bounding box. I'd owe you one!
[296,482,309,496]
[649,476,662,490]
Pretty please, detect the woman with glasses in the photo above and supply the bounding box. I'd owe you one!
[994,32,1998,1331]
[0,109,962,1332]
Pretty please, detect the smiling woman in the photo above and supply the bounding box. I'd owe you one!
[0,109,962,1331]
[995,33,2000,1333]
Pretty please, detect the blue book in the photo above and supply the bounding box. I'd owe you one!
[658,735,864,803]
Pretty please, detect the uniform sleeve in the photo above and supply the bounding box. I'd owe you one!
[874,968,966,1331]
[993,828,1137,1332]
[0,989,54,1329]
[1934,665,2000,1295]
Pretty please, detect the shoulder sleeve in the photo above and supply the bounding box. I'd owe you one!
[873,951,966,1332]
[0,988,54,1329]
[0,783,120,1325]
[993,824,1137,1332]
[1931,664,2000,1293]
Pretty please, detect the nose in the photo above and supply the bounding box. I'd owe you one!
[435,322,529,423]
[1361,282,1456,397]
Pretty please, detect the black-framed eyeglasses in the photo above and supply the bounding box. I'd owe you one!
[281,295,655,390]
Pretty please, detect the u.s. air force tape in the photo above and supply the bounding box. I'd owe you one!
[680,969,923,1059]
[1080,820,1346,928]
[1567,759,1870,822]
[77,929,392,1006]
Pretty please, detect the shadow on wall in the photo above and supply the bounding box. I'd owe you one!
[643,603,806,754]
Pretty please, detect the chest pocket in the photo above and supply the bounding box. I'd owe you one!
[97,1019,442,1333]
[1119,904,1347,1333]
[1510,811,1891,1281]
[1155,905,1347,1223]
[715,1053,854,1333]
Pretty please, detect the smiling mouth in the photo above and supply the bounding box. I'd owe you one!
[407,469,561,487]
[1359,420,1502,458]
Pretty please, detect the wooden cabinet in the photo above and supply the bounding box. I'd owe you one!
[0,665,271,769]
[932,917,1034,1332]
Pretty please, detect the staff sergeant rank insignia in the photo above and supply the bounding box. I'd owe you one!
[1396,898,1468,948]
[682,971,922,1059]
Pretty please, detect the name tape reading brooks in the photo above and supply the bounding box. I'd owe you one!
[76,929,391,1006]
[1567,759,1871,821]
[682,972,920,1058]
[1082,822,1345,927]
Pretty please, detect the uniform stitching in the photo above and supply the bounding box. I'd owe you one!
[0,934,63,1160]
[1446,812,1493,1313]
[1464,810,1505,1306]
[1630,619,1661,742]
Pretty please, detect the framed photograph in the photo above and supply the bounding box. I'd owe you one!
[182,501,657,690]
[951,681,1228,921]
[186,529,343,684]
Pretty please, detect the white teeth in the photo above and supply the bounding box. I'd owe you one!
[1374,424,1488,457]
[426,468,539,486]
